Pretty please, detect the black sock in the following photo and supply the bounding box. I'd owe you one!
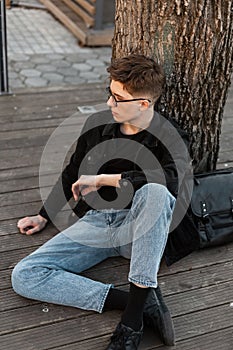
[104,288,129,310]
[121,283,150,331]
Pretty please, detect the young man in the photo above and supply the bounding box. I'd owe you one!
[12,54,199,349]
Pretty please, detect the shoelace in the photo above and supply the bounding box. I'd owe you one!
[110,325,140,348]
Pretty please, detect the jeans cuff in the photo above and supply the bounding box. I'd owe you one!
[128,276,158,288]
[98,283,114,313]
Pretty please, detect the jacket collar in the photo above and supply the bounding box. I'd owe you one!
[102,122,118,137]
[102,111,160,147]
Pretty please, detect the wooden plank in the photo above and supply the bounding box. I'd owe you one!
[0,107,76,122]
[74,0,95,15]
[0,83,232,350]
[218,150,233,163]
[173,304,233,342]
[50,334,111,350]
[217,161,233,168]
[223,102,233,117]
[0,146,72,170]
[0,289,39,312]
[1,303,233,349]
[222,115,233,126]
[0,219,26,236]
[0,188,41,207]
[0,117,75,132]
[15,1,46,9]
[159,259,233,295]
[87,27,114,46]
[165,281,233,316]
[0,98,102,116]
[0,201,55,221]
[158,242,233,275]
[0,270,12,291]
[0,83,106,106]
[0,127,69,142]
[0,247,49,270]
[0,173,59,194]
[0,147,44,170]
[62,0,94,27]
[6,0,11,8]
[0,103,77,118]
[4,279,233,335]
[0,134,53,150]
[40,0,87,43]
[0,303,89,336]
[0,115,86,132]
[0,166,39,181]
[0,226,57,254]
[154,327,233,350]
[39,0,113,45]
[0,311,121,350]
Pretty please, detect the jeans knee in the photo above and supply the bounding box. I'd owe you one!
[131,183,176,221]
[11,260,27,295]
[134,183,172,204]
[11,258,44,297]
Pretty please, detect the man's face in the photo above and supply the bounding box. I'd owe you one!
[107,80,144,124]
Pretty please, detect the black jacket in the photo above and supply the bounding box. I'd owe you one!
[40,109,200,265]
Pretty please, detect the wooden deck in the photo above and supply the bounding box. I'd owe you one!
[39,0,114,46]
[0,81,233,350]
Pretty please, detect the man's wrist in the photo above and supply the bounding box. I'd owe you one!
[38,214,48,224]
[98,174,121,188]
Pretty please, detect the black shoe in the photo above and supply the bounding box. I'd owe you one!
[106,322,143,350]
[143,286,175,346]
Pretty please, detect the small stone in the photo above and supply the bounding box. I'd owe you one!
[21,69,41,77]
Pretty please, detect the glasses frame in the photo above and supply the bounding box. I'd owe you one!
[106,86,151,107]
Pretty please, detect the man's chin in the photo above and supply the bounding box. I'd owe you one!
[111,112,119,120]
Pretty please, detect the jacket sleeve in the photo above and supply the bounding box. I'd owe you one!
[39,125,89,222]
[121,129,191,198]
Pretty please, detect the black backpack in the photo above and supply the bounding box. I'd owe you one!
[191,168,233,248]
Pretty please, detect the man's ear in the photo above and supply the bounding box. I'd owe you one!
[140,100,151,110]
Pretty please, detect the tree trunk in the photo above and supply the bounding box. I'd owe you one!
[112,0,233,172]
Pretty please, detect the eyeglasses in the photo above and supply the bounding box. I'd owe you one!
[106,86,151,107]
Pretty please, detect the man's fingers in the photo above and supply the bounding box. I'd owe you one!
[19,225,34,234]
[81,186,99,196]
[25,226,39,235]
[17,219,33,232]
[72,183,79,201]
[17,218,30,228]
[17,215,47,235]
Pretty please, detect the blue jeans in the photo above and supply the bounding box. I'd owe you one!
[12,184,175,313]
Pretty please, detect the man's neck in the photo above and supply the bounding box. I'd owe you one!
[120,109,154,135]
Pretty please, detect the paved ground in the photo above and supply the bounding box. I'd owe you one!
[4,2,233,99]
[6,4,112,90]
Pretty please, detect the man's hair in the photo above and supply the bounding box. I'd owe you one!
[107,54,165,103]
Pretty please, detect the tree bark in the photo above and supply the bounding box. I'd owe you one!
[112,0,233,171]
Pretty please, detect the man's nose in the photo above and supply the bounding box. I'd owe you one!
[107,95,115,107]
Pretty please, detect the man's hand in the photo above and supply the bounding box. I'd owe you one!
[71,175,101,201]
[17,215,48,235]
[72,174,121,201]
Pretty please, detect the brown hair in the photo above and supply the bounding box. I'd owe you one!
[107,54,165,103]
